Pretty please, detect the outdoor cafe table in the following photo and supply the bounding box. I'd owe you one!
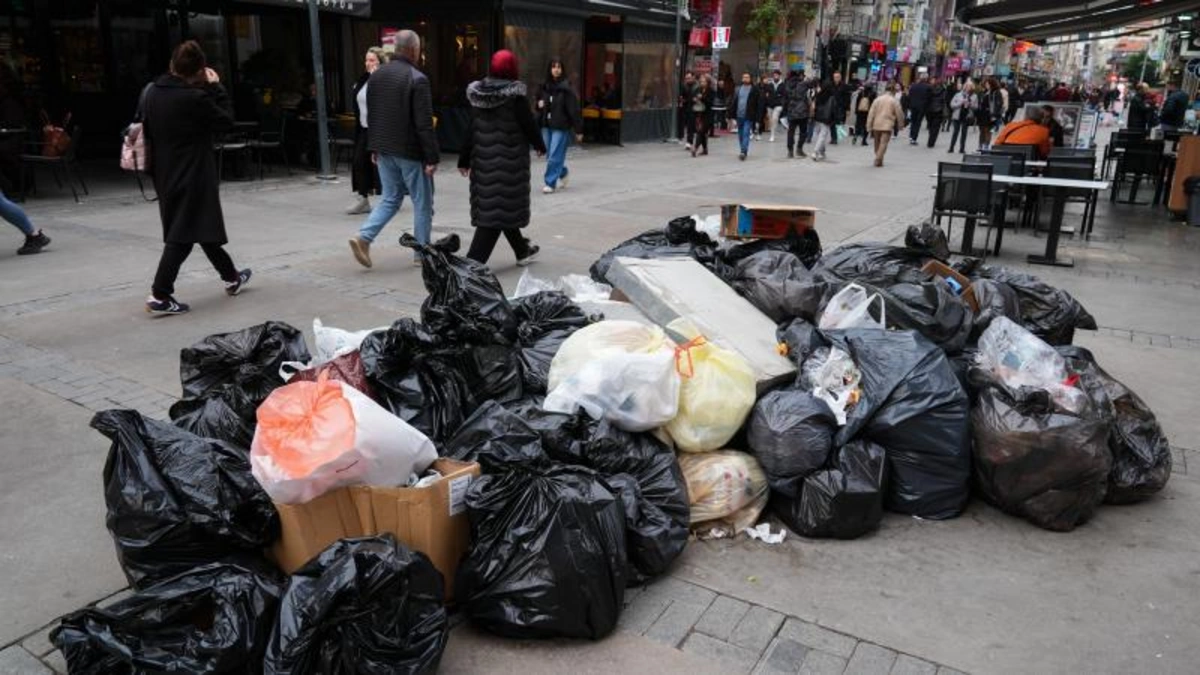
[932,172,1110,266]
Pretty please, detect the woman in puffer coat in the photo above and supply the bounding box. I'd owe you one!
[458,50,547,266]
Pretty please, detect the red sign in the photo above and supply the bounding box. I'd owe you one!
[689,27,710,48]
[869,40,886,56]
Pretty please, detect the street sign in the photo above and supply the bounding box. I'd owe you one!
[712,26,731,50]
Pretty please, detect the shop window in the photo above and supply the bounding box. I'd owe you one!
[52,3,105,93]
[622,41,673,111]
[187,13,230,79]
[504,11,582,96]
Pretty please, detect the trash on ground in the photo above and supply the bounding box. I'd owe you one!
[513,269,614,303]
[771,439,887,540]
[748,389,838,495]
[665,319,757,453]
[678,450,769,535]
[312,317,387,365]
[744,522,787,544]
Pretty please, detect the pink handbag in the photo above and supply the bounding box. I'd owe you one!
[120,123,148,172]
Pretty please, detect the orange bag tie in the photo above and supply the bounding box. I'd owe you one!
[674,336,708,379]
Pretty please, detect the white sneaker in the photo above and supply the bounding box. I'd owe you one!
[558,175,569,190]
[542,185,555,194]
[345,196,370,215]
[769,136,776,142]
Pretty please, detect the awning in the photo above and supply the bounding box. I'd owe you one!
[240,0,371,18]
[957,0,1200,42]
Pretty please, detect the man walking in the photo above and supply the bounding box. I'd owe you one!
[828,71,850,145]
[783,67,812,158]
[348,29,439,268]
[764,70,784,142]
[867,83,906,167]
[678,71,695,144]
[734,71,762,161]
[1160,80,1189,133]
[906,74,932,145]
[925,76,947,148]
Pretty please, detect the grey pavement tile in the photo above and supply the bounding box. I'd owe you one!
[935,668,968,675]
[19,624,56,658]
[890,654,938,675]
[694,594,751,641]
[681,632,760,674]
[643,594,716,648]
[798,650,849,675]
[40,650,67,675]
[755,637,810,675]
[844,642,898,675]
[779,618,858,658]
[730,605,785,654]
[0,646,52,674]
[639,576,717,607]
[617,590,669,636]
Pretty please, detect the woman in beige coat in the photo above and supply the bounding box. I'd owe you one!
[865,83,906,167]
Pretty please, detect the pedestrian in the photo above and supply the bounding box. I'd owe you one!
[906,74,931,145]
[976,78,1000,150]
[1159,80,1188,133]
[2,189,50,255]
[1041,105,1066,148]
[1051,82,1072,103]
[996,80,1010,132]
[678,71,695,143]
[852,83,874,146]
[1005,80,1021,123]
[866,83,905,168]
[782,67,812,158]
[828,71,850,145]
[346,46,386,215]
[754,73,771,140]
[994,108,1051,159]
[348,30,439,269]
[764,69,785,142]
[734,71,763,161]
[925,76,947,148]
[141,40,249,316]
[536,57,583,194]
[811,80,835,161]
[689,75,715,157]
[712,78,729,135]
[947,79,976,154]
[457,49,546,267]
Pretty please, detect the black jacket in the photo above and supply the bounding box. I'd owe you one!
[351,71,369,130]
[142,74,234,244]
[762,79,784,108]
[813,86,836,124]
[733,83,764,121]
[366,56,439,165]
[690,86,716,125]
[537,79,582,132]
[927,85,948,119]
[458,79,547,231]
[1161,90,1189,127]
[1127,93,1151,130]
[907,81,932,111]
[783,76,812,119]
[829,82,851,122]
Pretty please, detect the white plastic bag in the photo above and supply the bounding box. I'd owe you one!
[544,320,681,432]
[313,318,386,365]
[513,269,613,303]
[250,376,438,504]
[975,316,1087,413]
[664,319,757,453]
[818,283,886,330]
[800,347,862,425]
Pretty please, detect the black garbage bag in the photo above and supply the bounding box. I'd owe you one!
[772,439,887,540]
[402,232,517,343]
[816,242,931,288]
[873,281,975,354]
[965,265,1097,345]
[716,229,823,270]
[451,404,627,639]
[1058,346,1172,504]
[664,215,715,246]
[829,329,972,519]
[169,321,310,448]
[450,400,687,583]
[970,278,1022,341]
[512,291,594,394]
[92,410,279,589]
[359,318,477,443]
[729,250,832,323]
[589,229,697,284]
[52,562,283,675]
[263,535,448,675]
[776,319,829,368]
[970,372,1112,531]
[905,222,951,261]
[747,390,838,496]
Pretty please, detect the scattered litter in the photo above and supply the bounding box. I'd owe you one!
[743,523,787,544]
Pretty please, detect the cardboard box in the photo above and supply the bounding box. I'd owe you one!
[719,203,818,240]
[272,458,480,602]
[921,260,980,313]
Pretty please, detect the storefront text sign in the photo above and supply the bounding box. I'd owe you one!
[244,0,371,17]
[712,26,731,50]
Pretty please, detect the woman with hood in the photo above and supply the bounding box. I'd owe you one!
[457,49,547,266]
[535,58,583,194]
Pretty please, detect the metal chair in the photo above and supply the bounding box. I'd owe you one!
[249,116,290,179]
[215,129,253,181]
[985,145,1034,173]
[20,125,89,202]
[932,162,996,257]
[1111,140,1165,205]
[1102,130,1147,179]
[1040,163,1098,238]
[1048,147,1096,159]
[329,121,356,173]
[965,154,1017,251]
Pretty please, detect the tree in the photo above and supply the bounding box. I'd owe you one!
[1123,52,1162,87]
[744,0,787,72]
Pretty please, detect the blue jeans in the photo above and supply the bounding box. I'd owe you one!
[737,118,753,155]
[0,190,34,236]
[358,154,433,246]
[542,128,571,188]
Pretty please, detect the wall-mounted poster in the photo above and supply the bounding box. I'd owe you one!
[1023,102,1082,149]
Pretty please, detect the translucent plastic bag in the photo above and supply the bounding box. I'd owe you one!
[544,321,681,432]
[677,451,769,533]
[818,283,886,331]
[312,318,386,365]
[513,270,613,303]
[800,347,862,426]
[976,317,1087,414]
[251,376,438,504]
[665,320,757,453]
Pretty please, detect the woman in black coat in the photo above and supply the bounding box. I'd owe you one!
[457,50,547,266]
[142,40,249,315]
[690,75,715,157]
[346,47,385,215]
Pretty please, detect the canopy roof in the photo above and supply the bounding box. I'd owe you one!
[957,0,1200,42]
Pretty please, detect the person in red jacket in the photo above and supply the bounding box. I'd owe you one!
[1050,82,1072,103]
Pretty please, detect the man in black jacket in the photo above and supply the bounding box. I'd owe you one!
[925,76,947,148]
[828,71,850,145]
[349,29,439,269]
[906,74,932,145]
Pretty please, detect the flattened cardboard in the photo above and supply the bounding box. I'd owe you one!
[921,260,980,313]
[719,203,819,240]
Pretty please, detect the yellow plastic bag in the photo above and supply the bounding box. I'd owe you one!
[665,320,757,453]
[677,450,768,533]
